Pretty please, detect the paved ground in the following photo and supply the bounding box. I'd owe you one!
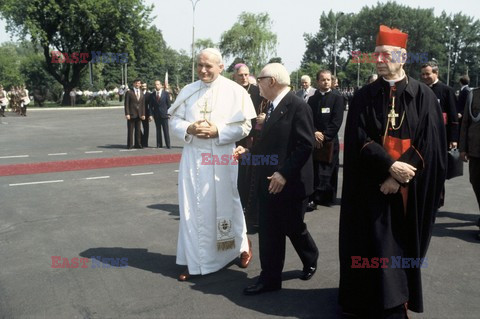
[0,107,478,318]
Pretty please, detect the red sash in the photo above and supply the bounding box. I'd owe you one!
[383,135,411,215]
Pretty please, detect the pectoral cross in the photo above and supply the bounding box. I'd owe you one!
[200,100,212,121]
[388,96,399,127]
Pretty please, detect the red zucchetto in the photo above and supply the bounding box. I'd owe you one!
[376,25,408,48]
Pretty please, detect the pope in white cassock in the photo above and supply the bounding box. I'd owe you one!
[168,48,257,281]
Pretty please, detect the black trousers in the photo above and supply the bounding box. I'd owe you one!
[469,156,480,212]
[257,195,319,286]
[154,117,170,148]
[141,118,149,147]
[127,117,142,148]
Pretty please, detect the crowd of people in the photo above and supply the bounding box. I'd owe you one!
[166,24,480,319]
[0,84,30,116]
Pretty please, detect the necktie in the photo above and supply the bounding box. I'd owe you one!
[265,102,274,122]
[304,90,308,100]
[136,89,139,99]
[156,91,160,102]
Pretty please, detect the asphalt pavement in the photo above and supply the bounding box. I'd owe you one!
[0,107,478,318]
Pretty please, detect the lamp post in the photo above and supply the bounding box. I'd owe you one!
[446,25,458,86]
[189,0,200,83]
[333,12,344,76]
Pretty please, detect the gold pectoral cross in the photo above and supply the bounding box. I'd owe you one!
[388,96,399,127]
[200,100,212,121]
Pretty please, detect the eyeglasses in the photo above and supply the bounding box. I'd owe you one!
[256,76,272,82]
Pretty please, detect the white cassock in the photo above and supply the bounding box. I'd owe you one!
[169,75,257,275]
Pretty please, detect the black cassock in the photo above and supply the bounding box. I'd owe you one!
[430,81,459,143]
[339,76,446,314]
[307,90,344,205]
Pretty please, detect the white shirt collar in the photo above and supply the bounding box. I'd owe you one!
[271,87,291,109]
[429,79,439,87]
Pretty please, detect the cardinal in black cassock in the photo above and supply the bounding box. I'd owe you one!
[339,25,447,318]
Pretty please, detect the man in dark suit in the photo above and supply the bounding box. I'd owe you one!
[124,78,146,149]
[457,75,470,125]
[141,82,151,147]
[235,63,319,295]
[149,80,171,148]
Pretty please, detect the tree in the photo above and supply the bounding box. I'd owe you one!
[301,2,480,85]
[0,0,155,105]
[220,12,277,75]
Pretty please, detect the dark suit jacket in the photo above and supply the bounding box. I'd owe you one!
[457,86,470,116]
[149,90,171,119]
[124,89,145,118]
[251,91,314,200]
[143,91,151,118]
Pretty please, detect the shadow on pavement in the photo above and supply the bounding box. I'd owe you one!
[97,144,127,149]
[433,211,480,243]
[147,203,179,217]
[189,268,339,319]
[79,247,179,278]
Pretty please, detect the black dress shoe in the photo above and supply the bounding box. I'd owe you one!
[300,265,317,281]
[306,201,317,212]
[243,282,281,295]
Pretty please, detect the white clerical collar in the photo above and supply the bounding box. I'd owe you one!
[461,84,469,90]
[201,75,222,88]
[429,79,439,87]
[382,72,406,87]
[319,89,331,96]
[271,86,291,109]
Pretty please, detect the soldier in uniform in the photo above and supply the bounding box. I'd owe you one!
[19,85,30,116]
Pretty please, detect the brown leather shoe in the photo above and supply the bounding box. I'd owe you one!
[240,239,252,268]
[178,271,190,281]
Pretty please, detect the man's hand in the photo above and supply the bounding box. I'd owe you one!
[125,115,130,120]
[267,172,286,194]
[256,113,266,125]
[149,116,153,122]
[195,119,218,139]
[460,151,469,162]
[187,120,208,136]
[233,146,249,160]
[314,131,324,143]
[449,141,458,149]
[389,161,416,184]
[140,116,146,120]
[380,176,400,195]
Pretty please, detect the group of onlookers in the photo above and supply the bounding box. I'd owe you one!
[0,84,30,117]
[123,79,172,149]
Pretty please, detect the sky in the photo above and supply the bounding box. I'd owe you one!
[1,0,479,72]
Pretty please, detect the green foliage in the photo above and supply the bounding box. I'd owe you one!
[220,12,277,75]
[0,0,155,104]
[302,2,480,88]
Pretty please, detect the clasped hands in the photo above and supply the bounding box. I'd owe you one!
[187,119,218,139]
[233,145,286,194]
[380,161,416,195]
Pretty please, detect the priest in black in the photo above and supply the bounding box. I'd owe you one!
[306,69,344,211]
[420,61,459,148]
[233,63,267,230]
[339,25,447,318]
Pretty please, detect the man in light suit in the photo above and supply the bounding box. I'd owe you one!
[235,63,319,295]
[296,75,316,102]
[124,78,145,149]
[149,80,171,148]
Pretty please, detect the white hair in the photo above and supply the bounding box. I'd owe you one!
[197,48,223,65]
[262,63,290,86]
[300,75,311,83]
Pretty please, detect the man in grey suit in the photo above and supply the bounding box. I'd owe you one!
[124,78,146,149]
[296,75,316,102]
